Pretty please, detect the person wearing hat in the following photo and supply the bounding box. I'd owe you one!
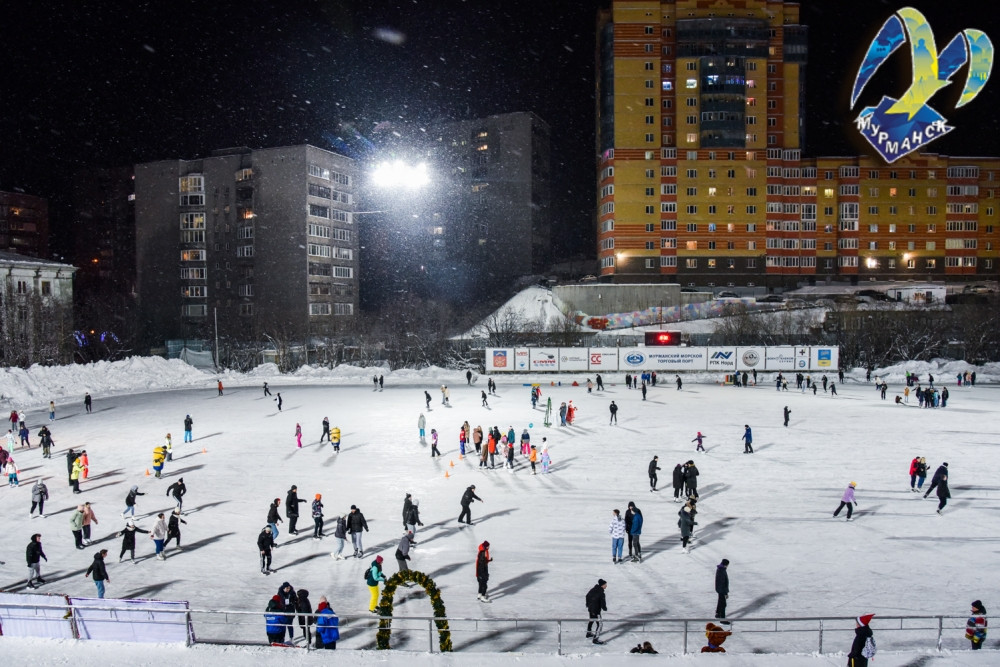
[683,460,699,499]
[312,494,324,539]
[164,508,187,549]
[365,555,387,613]
[183,414,193,442]
[609,509,626,564]
[348,505,369,557]
[320,416,331,443]
[848,614,876,666]
[258,526,275,575]
[585,579,608,644]
[459,485,482,525]
[476,541,493,602]
[648,456,661,492]
[833,482,857,521]
[117,518,148,563]
[314,595,340,649]
[166,477,186,513]
[285,485,305,535]
[966,600,988,649]
[84,549,110,599]
[267,498,283,542]
[264,595,286,644]
[714,559,730,621]
[396,530,416,577]
[70,504,86,549]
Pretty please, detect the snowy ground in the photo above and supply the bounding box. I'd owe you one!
[2,359,999,663]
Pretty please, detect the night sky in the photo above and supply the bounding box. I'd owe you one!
[2,0,998,262]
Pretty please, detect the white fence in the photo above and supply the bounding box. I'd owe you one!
[487,346,839,373]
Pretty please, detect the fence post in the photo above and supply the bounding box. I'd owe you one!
[428,618,434,653]
[682,620,688,654]
[936,616,943,651]
[818,618,823,654]
[557,620,562,656]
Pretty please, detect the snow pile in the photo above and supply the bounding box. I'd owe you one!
[869,359,1000,384]
[459,286,588,338]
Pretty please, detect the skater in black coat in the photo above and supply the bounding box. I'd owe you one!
[116,519,149,562]
[935,477,951,514]
[347,505,369,557]
[672,464,684,501]
[258,526,275,574]
[296,588,313,646]
[683,461,700,498]
[164,509,187,548]
[715,559,730,620]
[585,579,608,644]
[924,463,948,498]
[783,406,791,427]
[648,456,661,492]
[402,493,413,530]
[277,581,297,641]
[285,485,306,535]
[459,485,482,525]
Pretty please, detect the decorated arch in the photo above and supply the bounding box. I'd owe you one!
[375,570,452,651]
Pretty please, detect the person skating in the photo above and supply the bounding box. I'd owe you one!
[402,493,413,530]
[833,482,857,521]
[38,425,53,458]
[122,485,144,518]
[609,400,618,425]
[924,462,948,498]
[683,460,700,499]
[847,614,876,666]
[18,423,29,448]
[164,508,186,549]
[935,473,951,514]
[481,390,489,407]
[163,433,173,461]
[430,428,441,457]
[715,559,730,621]
[914,457,928,491]
[65,447,76,487]
[84,549,110,598]
[70,504,85,549]
[267,498,283,542]
[311,494,324,539]
[330,425,340,452]
[152,444,166,478]
[908,456,920,491]
[373,375,379,391]
[217,379,224,396]
[70,454,83,493]
[294,423,302,448]
[84,392,92,413]
[585,579,608,644]
[296,588,313,646]
[151,513,168,560]
[263,381,272,397]
[609,509,626,563]
[348,505,369,557]
[314,596,339,649]
[424,390,432,410]
[783,406,791,427]
[742,424,753,453]
[528,444,538,474]
[672,464,685,502]
[476,541,492,602]
[458,485,482,525]
[48,400,55,422]
[641,382,647,400]
[275,393,283,411]
[166,478,186,512]
[379,375,384,391]
[366,555,387,613]
[81,502,98,545]
[320,416,330,442]
[331,513,348,560]
[417,413,426,442]
[30,478,48,518]
[183,414,193,442]
[117,519,148,563]
[466,369,473,385]
[395,529,416,576]
[627,502,644,562]
[678,501,695,554]
[648,455,660,492]
[25,533,47,589]
[692,431,705,452]
[965,600,988,650]
[285,485,305,534]
[258,526,275,574]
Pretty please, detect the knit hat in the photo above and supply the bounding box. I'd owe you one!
[315,493,322,500]
[482,540,490,548]
[857,614,875,626]
[849,482,857,487]
[272,595,281,602]
[351,504,357,510]
[972,600,985,612]
[375,555,383,563]
[598,579,607,586]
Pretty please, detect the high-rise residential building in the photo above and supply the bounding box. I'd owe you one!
[0,191,49,258]
[596,0,999,287]
[362,112,551,307]
[71,167,136,300]
[134,145,359,346]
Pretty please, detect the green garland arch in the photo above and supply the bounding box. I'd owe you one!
[375,570,452,651]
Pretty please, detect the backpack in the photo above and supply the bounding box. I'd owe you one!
[861,635,876,659]
[363,566,370,582]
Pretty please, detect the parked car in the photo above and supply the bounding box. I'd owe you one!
[758,294,784,303]
[716,291,740,298]
[680,287,700,293]
[963,284,994,294]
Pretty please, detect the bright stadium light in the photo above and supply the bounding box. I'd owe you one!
[371,160,430,188]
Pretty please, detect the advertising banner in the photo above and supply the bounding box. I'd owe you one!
[706,347,738,372]
[558,347,590,372]
[794,346,811,372]
[528,348,560,372]
[485,348,514,372]
[764,346,796,371]
[621,347,708,371]
[810,346,839,371]
[587,347,620,372]
[736,346,766,372]
[513,348,530,372]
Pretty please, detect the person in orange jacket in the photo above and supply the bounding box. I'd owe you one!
[80,450,90,480]
[488,436,498,469]
[529,445,539,475]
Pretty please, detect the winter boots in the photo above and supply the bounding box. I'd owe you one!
[477,594,492,603]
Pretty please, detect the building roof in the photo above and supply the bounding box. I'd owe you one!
[0,250,77,271]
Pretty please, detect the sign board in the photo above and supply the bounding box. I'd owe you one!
[736,346,766,372]
[514,348,530,371]
[794,347,811,372]
[528,348,560,372]
[810,346,839,371]
[764,346,796,371]
[587,347,620,371]
[485,348,514,372]
[706,346,738,372]
[558,347,589,372]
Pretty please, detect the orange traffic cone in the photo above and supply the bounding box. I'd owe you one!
[449,460,455,467]
[444,470,450,478]
[459,453,464,460]
[144,469,150,477]
[202,448,207,454]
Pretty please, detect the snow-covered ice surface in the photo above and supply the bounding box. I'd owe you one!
[2,358,1000,664]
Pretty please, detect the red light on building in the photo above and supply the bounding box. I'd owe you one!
[644,331,682,346]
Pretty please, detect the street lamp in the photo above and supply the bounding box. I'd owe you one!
[371,161,430,189]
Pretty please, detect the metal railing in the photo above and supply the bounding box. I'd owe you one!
[0,602,982,655]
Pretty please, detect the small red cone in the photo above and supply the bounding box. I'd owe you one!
[144,469,150,477]
[449,460,455,467]
[202,448,207,454]
[444,470,450,478]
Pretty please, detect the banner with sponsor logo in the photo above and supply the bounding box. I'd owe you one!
[558,347,590,372]
[810,346,839,371]
[528,348,560,371]
[485,348,514,372]
[794,346,811,372]
[706,347,738,372]
[587,347,619,372]
[621,347,709,371]
[513,348,530,371]
[736,347,766,372]
[764,346,796,371]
